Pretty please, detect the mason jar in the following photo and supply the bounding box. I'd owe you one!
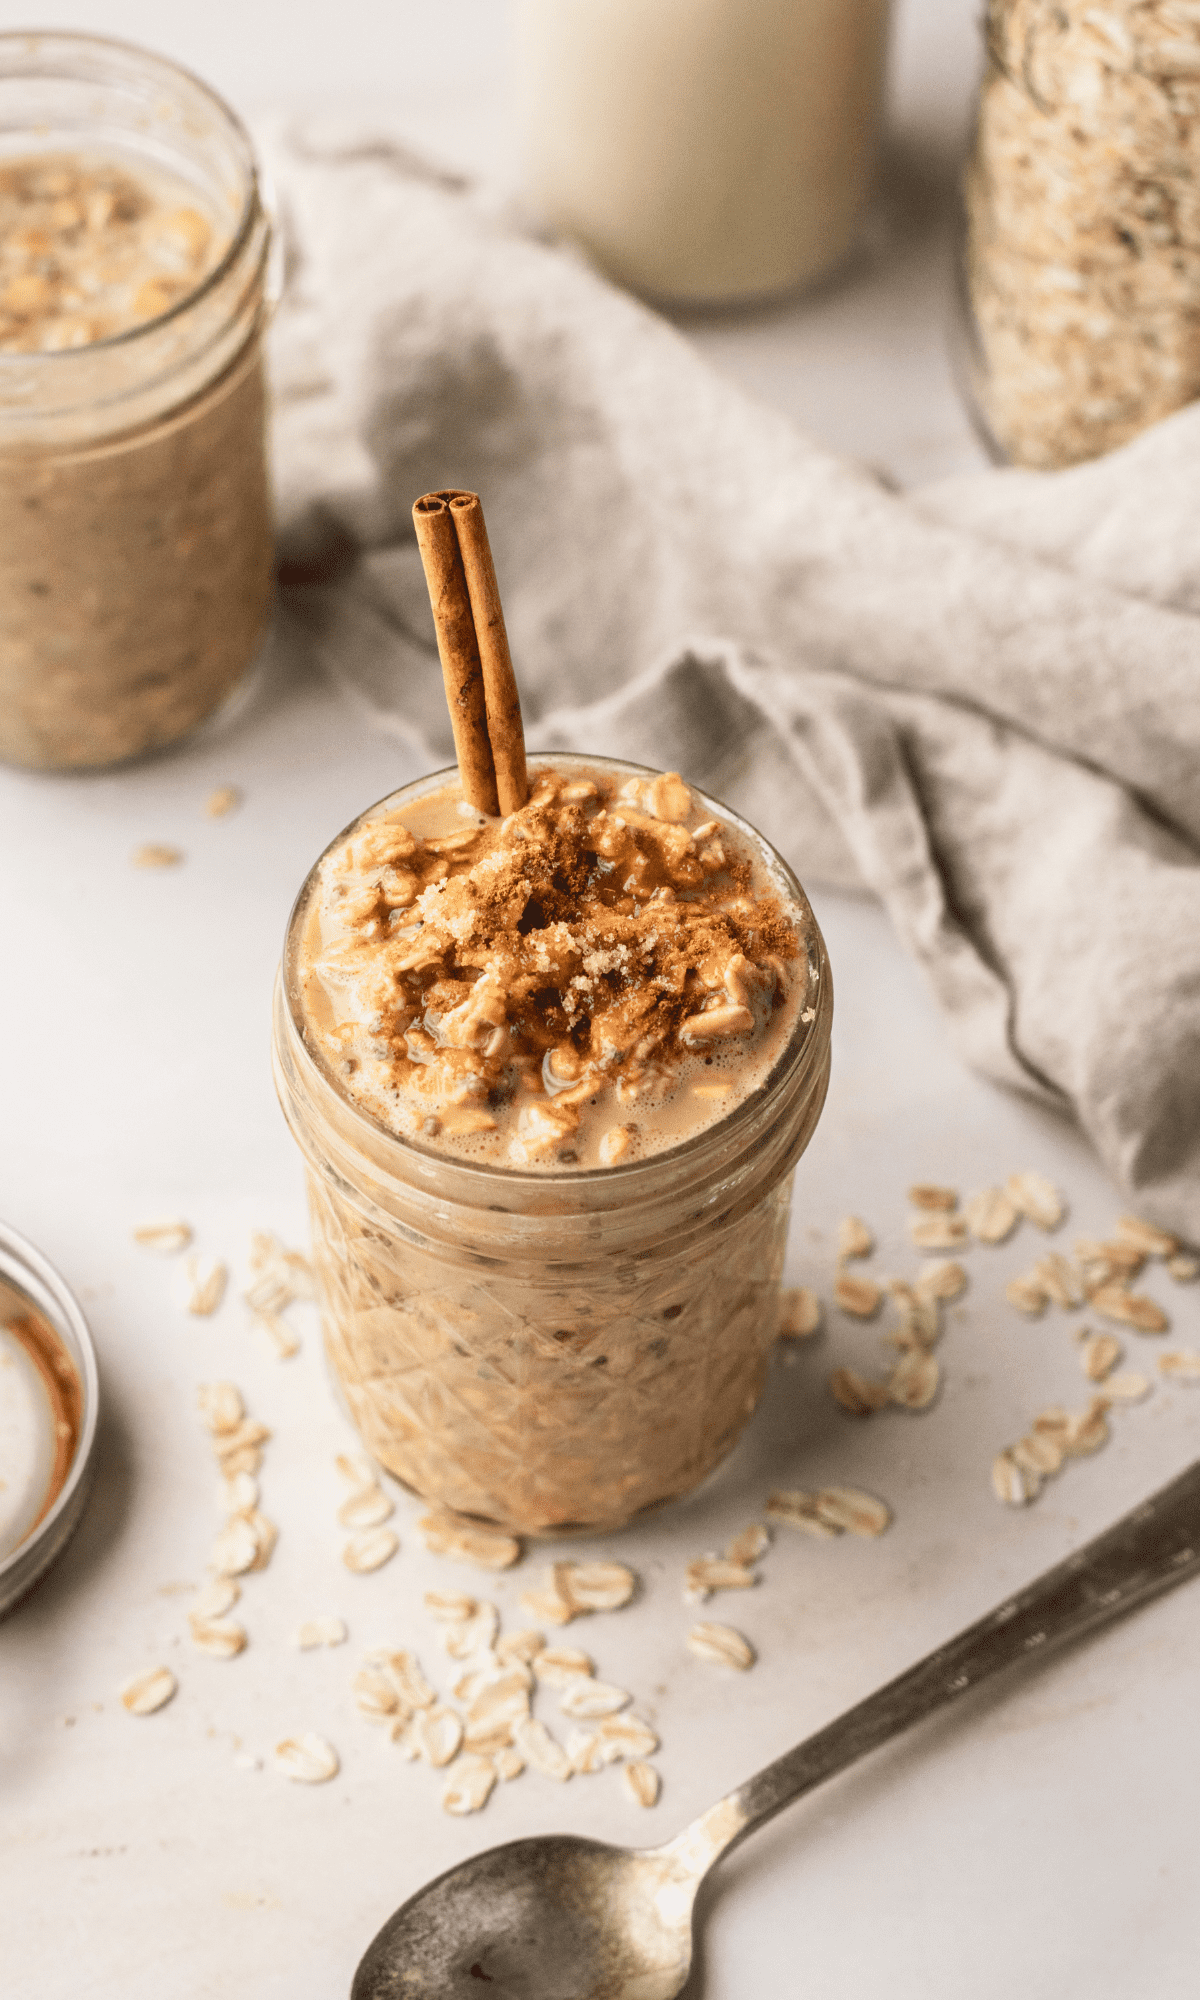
[0,32,276,770]
[273,758,833,1537]
[961,2,1200,469]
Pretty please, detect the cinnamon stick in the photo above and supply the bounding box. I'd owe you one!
[412,492,499,817]
[412,488,528,816]
[447,492,529,815]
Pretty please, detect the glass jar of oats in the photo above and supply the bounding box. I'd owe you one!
[273,756,833,1536]
[0,33,275,770]
[962,2,1200,468]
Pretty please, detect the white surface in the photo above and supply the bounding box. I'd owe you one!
[3,6,1198,1997]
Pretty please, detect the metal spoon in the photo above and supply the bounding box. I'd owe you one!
[354,1460,1200,2000]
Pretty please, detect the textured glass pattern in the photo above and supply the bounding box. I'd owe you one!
[308,1168,793,1534]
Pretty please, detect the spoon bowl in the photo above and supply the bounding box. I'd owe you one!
[352,1834,696,2000]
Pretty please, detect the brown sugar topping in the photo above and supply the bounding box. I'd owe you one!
[302,765,807,1166]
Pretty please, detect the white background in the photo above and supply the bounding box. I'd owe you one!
[3,5,1198,1997]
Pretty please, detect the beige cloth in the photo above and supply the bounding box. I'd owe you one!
[264,119,1200,1237]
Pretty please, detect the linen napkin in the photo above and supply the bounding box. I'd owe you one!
[262,118,1200,1238]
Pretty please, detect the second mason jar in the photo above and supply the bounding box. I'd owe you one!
[0,33,275,770]
[273,757,833,1537]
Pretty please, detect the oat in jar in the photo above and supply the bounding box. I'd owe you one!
[273,756,832,1535]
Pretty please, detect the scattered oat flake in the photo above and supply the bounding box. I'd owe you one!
[1006,1274,1049,1318]
[890,1289,941,1350]
[559,1560,637,1612]
[211,1516,260,1578]
[177,1255,227,1317]
[686,1622,755,1671]
[837,1215,873,1260]
[558,1679,631,1721]
[241,1510,278,1572]
[1078,1237,1145,1281]
[1032,1406,1072,1441]
[1063,1402,1111,1457]
[1006,1172,1065,1232]
[514,1716,573,1782]
[417,1512,522,1571]
[888,1349,939,1411]
[133,1219,192,1255]
[1012,1433,1063,1477]
[413,1705,465,1768]
[425,1589,478,1624]
[909,1215,969,1252]
[778,1286,821,1338]
[189,1615,247,1659]
[725,1523,770,1566]
[568,1728,612,1775]
[814,1486,891,1538]
[367,1649,437,1711]
[121,1666,177,1716]
[353,1669,401,1721]
[132,843,183,869]
[533,1646,595,1687]
[765,1490,838,1537]
[294,1616,347,1650]
[1114,1216,1178,1259]
[1090,1284,1168,1334]
[275,1733,339,1784]
[220,1470,259,1514]
[1159,1349,1200,1381]
[494,1744,525,1781]
[992,1452,1034,1506]
[442,1755,497,1815]
[909,1184,958,1211]
[443,1604,500,1660]
[685,1556,757,1597]
[963,1187,1019,1244]
[1080,1333,1122,1383]
[1168,1253,1199,1283]
[1105,1371,1152,1402]
[624,1762,661,1808]
[338,1484,394,1530]
[195,1576,240,1619]
[915,1259,967,1303]
[197,1381,244,1435]
[833,1273,882,1318]
[1032,1253,1083,1309]
[496,1628,545,1666]
[519,1586,576,1627]
[206,784,241,818]
[599,1714,659,1759]
[343,1527,399,1574]
[829,1366,890,1416]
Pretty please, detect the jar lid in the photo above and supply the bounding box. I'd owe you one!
[0,1223,100,1617]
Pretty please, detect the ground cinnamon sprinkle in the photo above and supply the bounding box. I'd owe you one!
[299,763,809,1168]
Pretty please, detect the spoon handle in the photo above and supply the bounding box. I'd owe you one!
[665,1457,1200,1879]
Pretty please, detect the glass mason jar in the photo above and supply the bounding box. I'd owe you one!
[0,32,276,771]
[514,0,892,306]
[961,2,1200,469]
[273,757,833,1537]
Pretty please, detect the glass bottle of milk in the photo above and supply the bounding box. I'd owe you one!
[514,0,892,305]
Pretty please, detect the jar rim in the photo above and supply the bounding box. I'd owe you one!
[0,29,263,366]
[280,754,832,1192]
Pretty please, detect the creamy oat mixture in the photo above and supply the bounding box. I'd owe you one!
[297,764,810,1169]
[0,151,227,353]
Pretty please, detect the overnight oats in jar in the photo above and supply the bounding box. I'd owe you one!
[273,756,832,1535]
[0,33,275,770]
